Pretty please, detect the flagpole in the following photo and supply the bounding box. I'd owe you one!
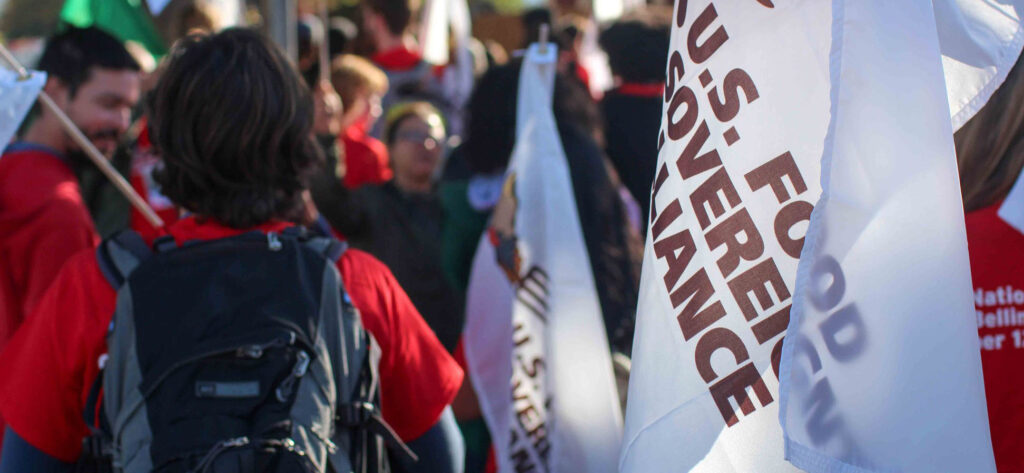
[0,42,164,229]
[319,0,331,85]
[538,24,550,54]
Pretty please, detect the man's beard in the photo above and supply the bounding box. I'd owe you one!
[67,128,126,170]
[67,127,122,159]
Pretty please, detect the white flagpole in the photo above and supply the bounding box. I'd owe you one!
[0,42,164,228]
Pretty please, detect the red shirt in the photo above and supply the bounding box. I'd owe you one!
[372,46,424,72]
[0,144,97,359]
[0,144,98,450]
[129,124,179,240]
[371,46,445,78]
[342,125,392,189]
[0,216,463,462]
[966,202,1024,473]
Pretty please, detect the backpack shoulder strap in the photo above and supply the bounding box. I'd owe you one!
[95,230,154,290]
[303,235,347,263]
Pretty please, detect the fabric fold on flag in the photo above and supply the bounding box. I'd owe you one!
[463,42,622,473]
[778,1,995,471]
[0,67,45,151]
[935,0,1024,131]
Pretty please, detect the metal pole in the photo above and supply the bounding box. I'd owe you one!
[0,43,164,228]
[319,0,330,84]
[264,0,299,62]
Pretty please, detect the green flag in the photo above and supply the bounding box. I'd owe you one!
[60,0,167,57]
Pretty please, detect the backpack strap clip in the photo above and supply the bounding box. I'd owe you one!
[95,230,154,290]
[302,236,347,263]
[337,401,418,463]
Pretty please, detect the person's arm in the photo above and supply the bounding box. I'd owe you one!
[0,251,117,466]
[395,407,464,473]
[0,427,72,473]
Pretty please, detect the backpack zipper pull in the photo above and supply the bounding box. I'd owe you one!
[267,232,282,251]
[276,351,311,402]
[236,332,297,359]
[192,436,250,472]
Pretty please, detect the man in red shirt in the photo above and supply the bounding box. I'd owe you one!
[362,0,453,139]
[0,28,463,472]
[0,26,140,449]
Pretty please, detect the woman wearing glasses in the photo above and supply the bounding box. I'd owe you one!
[311,101,464,355]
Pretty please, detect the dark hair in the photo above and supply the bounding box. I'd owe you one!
[148,28,323,228]
[463,60,600,174]
[956,52,1024,212]
[599,18,670,83]
[364,0,413,36]
[37,26,141,97]
[329,17,358,57]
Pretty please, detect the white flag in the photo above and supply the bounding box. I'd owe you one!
[778,1,995,471]
[419,0,470,66]
[0,67,45,151]
[463,43,622,473]
[935,0,1024,131]
[620,0,1018,472]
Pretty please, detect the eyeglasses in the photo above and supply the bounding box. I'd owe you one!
[395,130,444,150]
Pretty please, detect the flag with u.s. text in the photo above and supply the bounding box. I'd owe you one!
[620,0,1023,472]
[463,43,622,473]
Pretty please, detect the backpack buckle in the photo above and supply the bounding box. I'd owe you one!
[337,401,376,426]
[82,432,112,459]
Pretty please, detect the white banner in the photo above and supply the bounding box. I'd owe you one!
[778,1,995,471]
[620,0,1017,472]
[419,0,471,66]
[936,0,1024,131]
[0,67,45,151]
[464,44,622,473]
[620,2,828,471]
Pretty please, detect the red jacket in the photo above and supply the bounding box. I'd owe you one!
[342,125,392,189]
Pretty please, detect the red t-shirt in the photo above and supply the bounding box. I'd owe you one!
[0,216,463,462]
[371,46,445,78]
[372,46,423,72]
[966,202,1024,473]
[342,125,392,189]
[129,124,179,240]
[0,145,98,340]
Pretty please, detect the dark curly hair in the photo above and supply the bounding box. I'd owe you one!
[147,28,323,228]
[599,16,670,84]
[37,26,140,97]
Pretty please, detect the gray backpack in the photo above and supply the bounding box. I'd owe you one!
[77,228,414,473]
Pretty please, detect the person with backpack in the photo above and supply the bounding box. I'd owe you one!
[0,28,464,473]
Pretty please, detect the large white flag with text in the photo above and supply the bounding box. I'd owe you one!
[463,44,622,473]
[621,0,1020,471]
